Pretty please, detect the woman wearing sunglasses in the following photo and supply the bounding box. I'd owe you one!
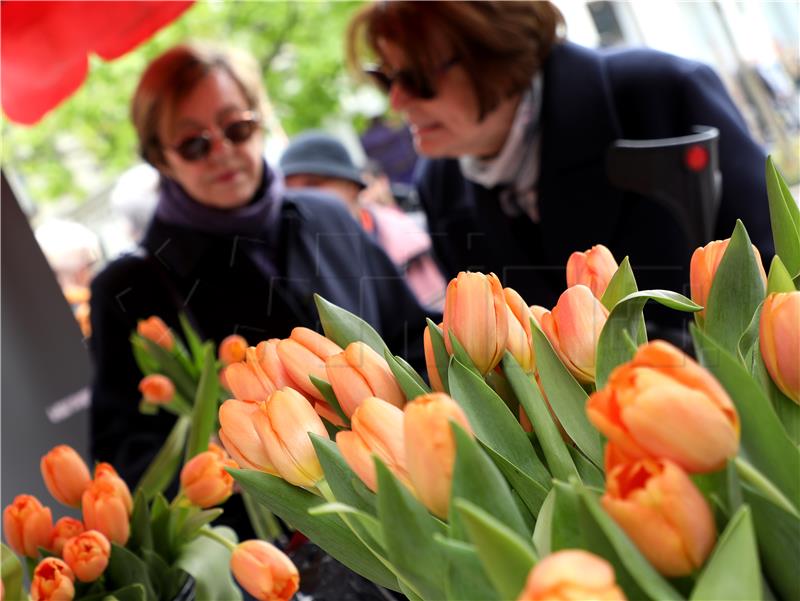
[347,1,773,331]
[88,43,431,495]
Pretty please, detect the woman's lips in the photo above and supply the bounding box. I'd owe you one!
[215,170,239,183]
[413,122,442,135]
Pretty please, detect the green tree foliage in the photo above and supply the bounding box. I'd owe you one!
[1,0,365,207]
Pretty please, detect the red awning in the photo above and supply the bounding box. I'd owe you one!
[1,0,194,125]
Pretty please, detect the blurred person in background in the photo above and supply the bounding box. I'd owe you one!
[346,0,774,329]
[280,130,445,310]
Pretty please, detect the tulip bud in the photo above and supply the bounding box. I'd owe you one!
[82,476,131,546]
[61,530,110,583]
[602,458,716,576]
[587,340,739,473]
[760,292,800,404]
[224,346,277,403]
[336,397,412,492]
[255,339,293,389]
[31,557,75,601]
[566,244,619,299]
[138,374,175,405]
[254,387,329,488]
[219,334,248,366]
[690,239,766,325]
[218,399,278,473]
[3,494,53,557]
[539,285,608,383]
[40,445,92,507]
[181,447,237,508]
[505,287,536,373]
[276,328,342,401]
[92,463,133,514]
[517,549,626,601]
[230,540,299,601]
[424,324,445,392]
[404,393,472,518]
[50,517,85,556]
[443,272,508,375]
[137,315,174,351]
[326,342,405,417]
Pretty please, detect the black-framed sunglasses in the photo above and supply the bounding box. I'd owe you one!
[363,57,459,100]
[169,111,262,162]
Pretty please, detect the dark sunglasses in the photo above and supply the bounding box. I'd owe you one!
[363,57,459,100]
[170,112,261,161]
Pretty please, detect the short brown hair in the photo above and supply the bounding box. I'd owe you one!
[132,42,267,166]
[346,1,564,119]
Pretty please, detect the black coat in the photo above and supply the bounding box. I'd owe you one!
[89,189,432,485]
[416,42,773,324]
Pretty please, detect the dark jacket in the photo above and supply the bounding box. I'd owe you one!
[416,42,773,320]
[89,189,431,485]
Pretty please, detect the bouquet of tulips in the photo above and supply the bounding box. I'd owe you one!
[215,157,799,601]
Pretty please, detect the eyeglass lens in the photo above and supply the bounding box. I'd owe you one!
[174,117,260,162]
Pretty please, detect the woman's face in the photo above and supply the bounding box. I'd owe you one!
[159,69,264,209]
[379,39,519,159]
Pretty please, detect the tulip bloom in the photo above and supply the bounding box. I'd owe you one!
[230,540,299,601]
[219,334,248,366]
[3,494,53,557]
[277,328,343,401]
[137,315,174,351]
[92,464,133,514]
[587,340,739,473]
[566,244,619,300]
[336,397,412,492]
[62,530,110,582]
[760,292,800,404]
[224,346,277,403]
[181,447,237,508]
[81,474,132,546]
[603,458,716,576]
[517,549,626,601]
[443,272,508,375]
[255,339,294,389]
[50,517,85,556]
[31,557,75,601]
[505,287,536,373]
[219,399,277,473]
[690,239,766,325]
[40,445,91,507]
[404,393,472,519]
[424,324,445,392]
[254,388,329,488]
[138,374,175,405]
[326,342,405,417]
[539,285,608,383]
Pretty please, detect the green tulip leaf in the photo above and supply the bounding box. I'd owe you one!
[396,353,431,393]
[314,294,390,356]
[178,312,205,373]
[1,543,24,601]
[105,544,159,601]
[433,535,501,601]
[690,506,761,600]
[532,327,603,468]
[175,526,242,601]
[308,502,385,549]
[128,490,154,554]
[447,330,481,376]
[503,352,579,482]
[482,444,550,517]
[133,335,196,402]
[569,446,605,487]
[600,256,638,311]
[384,350,428,400]
[131,338,160,376]
[532,488,556,556]
[185,343,219,462]
[455,499,537,601]
[136,416,190,500]
[767,255,798,294]
[427,318,451,394]
[766,157,800,277]
[176,508,224,542]
[240,489,283,541]
[310,375,350,427]
[312,434,375,513]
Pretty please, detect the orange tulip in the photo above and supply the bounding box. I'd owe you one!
[230,540,299,601]
[3,494,53,557]
[404,393,472,518]
[336,397,412,492]
[50,517,85,556]
[40,445,91,507]
[92,463,133,514]
[587,340,739,473]
[326,342,405,417]
[539,285,608,384]
[517,549,626,601]
[505,287,536,373]
[181,447,237,508]
[424,324,445,392]
[224,346,277,403]
[219,399,278,473]
[254,387,329,488]
[81,473,132,546]
[137,315,174,351]
[138,374,175,405]
[690,239,766,325]
[219,334,248,366]
[61,530,110,583]
[603,458,716,576]
[443,272,508,375]
[277,328,343,401]
[760,292,800,404]
[31,557,75,601]
[255,339,294,389]
[566,244,619,300]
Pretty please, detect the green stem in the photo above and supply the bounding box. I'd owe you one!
[199,527,237,552]
[734,457,800,517]
[170,491,187,509]
[315,478,335,502]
